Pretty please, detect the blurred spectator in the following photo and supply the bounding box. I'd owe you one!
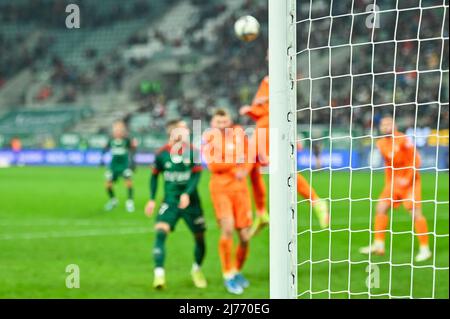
[10,137,22,151]
[36,86,53,101]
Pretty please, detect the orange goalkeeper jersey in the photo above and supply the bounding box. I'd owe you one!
[203,125,252,192]
[376,131,421,189]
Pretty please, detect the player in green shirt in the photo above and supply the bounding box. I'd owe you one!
[145,119,207,290]
[103,121,137,213]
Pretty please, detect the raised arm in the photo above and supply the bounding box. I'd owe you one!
[150,168,159,200]
[242,76,269,121]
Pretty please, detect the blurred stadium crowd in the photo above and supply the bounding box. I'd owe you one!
[0,0,448,156]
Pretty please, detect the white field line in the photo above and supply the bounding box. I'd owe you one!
[1,213,448,241]
[0,227,153,241]
[0,219,146,227]
[1,211,448,229]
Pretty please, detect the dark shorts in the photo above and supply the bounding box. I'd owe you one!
[105,166,132,182]
[156,202,206,234]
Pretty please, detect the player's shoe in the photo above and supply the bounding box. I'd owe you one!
[415,246,432,262]
[191,267,208,288]
[104,198,118,211]
[313,200,329,229]
[359,241,385,256]
[125,199,135,213]
[224,278,244,295]
[153,268,166,290]
[233,273,249,289]
[250,212,269,237]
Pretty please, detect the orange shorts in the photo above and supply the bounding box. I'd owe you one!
[211,190,253,229]
[379,175,422,211]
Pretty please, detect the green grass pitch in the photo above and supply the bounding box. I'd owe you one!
[0,167,448,299]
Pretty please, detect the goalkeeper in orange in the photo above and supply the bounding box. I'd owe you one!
[240,75,329,235]
[203,108,253,295]
[360,116,432,262]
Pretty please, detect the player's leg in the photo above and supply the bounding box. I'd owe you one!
[153,222,170,289]
[409,206,432,262]
[106,180,116,202]
[219,216,243,295]
[212,192,243,295]
[219,217,235,276]
[182,206,208,288]
[233,190,253,289]
[234,227,251,289]
[190,231,207,288]
[360,188,392,255]
[250,163,267,215]
[104,170,118,211]
[236,228,251,272]
[124,169,134,213]
[297,173,329,228]
[152,203,178,289]
[249,163,269,236]
[404,177,431,262]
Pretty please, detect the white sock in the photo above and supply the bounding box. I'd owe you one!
[420,245,431,253]
[192,263,200,272]
[154,267,165,277]
[373,240,385,250]
[223,272,235,280]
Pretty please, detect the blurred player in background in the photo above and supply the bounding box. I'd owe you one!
[203,108,253,295]
[360,116,432,262]
[312,140,322,170]
[296,138,329,229]
[102,121,137,213]
[145,119,207,290]
[240,70,329,233]
[239,76,270,235]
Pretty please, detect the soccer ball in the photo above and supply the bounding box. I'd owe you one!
[234,15,260,42]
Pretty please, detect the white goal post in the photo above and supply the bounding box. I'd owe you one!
[269,0,298,299]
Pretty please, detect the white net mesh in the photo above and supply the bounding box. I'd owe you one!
[295,0,449,298]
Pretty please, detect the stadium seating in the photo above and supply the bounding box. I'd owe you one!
[0,106,93,147]
[0,0,448,153]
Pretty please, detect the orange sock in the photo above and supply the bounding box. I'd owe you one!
[219,237,235,276]
[236,244,249,271]
[297,173,319,202]
[414,216,429,247]
[374,214,389,242]
[250,164,267,215]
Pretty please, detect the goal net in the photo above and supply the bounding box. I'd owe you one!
[269,0,449,299]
